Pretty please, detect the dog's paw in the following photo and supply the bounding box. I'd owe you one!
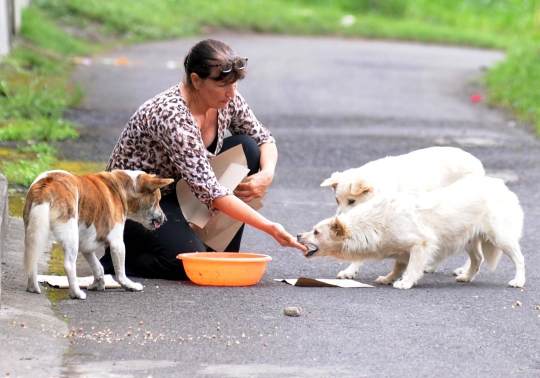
[69,290,87,300]
[452,267,466,276]
[455,274,472,283]
[125,282,144,292]
[26,285,42,294]
[88,278,106,291]
[27,278,42,294]
[393,280,413,290]
[508,278,525,288]
[424,262,439,274]
[375,276,393,285]
[336,270,356,279]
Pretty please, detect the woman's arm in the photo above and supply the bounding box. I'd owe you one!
[258,141,277,177]
[213,194,307,251]
[234,142,277,202]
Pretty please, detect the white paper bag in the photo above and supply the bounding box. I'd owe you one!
[176,144,264,251]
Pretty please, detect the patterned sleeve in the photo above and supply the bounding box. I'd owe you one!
[150,103,230,214]
[227,92,275,144]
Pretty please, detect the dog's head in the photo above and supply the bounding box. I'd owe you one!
[116,171,174,230]
[321,171,374,215]
[297,215,350,259]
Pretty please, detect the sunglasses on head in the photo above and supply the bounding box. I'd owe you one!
[198,58,248,73]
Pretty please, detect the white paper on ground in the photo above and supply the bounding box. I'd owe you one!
[275,277,373,288]
[176,144,265,251]
[37,274,122,289]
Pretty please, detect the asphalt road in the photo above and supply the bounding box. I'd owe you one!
[7,33,540,377]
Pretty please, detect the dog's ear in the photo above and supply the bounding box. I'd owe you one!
[330,216,349,238]
[350,182,371,196]
[320,172,340,189]
[140,175,175,193]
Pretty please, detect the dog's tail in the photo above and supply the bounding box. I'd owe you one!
[482,240,503,271]
[24,203,51,278]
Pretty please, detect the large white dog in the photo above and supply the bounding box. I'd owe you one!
[298,176,525,289]
[320,146,485,279]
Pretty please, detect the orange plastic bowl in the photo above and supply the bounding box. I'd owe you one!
[176,252,272,286]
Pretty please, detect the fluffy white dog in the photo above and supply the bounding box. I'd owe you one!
[298,176,525,289]
[320,146,485,279]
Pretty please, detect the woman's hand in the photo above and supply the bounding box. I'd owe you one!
[233,170,273,203]
[267,222,308,252]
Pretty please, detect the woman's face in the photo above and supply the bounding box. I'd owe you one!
[193,74,237,109]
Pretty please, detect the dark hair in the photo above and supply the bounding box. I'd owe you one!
[183,39,246,90]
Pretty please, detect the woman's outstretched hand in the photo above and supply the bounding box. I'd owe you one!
[212,194,306,252]
[267,222,307,251]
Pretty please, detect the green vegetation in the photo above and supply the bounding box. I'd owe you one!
[0,6,98,186]
[0,143,56,186]
[45,243,71,304]
[1,0,539,190]
[486,42,540,128]
[32,0,537,47]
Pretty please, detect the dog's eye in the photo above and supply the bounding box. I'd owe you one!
[314,229,319,235]
[348,199,356,205]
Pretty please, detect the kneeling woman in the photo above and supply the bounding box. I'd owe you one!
[100,39,306,280]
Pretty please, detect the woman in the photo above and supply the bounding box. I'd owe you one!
[100,39,306,280]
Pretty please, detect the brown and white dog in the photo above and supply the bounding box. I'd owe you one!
[23,170,173,299]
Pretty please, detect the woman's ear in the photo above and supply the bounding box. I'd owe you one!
[190,72,201,89]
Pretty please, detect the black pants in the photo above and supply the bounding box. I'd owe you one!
[100,135,261,280]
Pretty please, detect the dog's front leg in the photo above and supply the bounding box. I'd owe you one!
[394,244,430,289]
[337,261,363,279]
[109,241,144,292]
[83,251,106,291]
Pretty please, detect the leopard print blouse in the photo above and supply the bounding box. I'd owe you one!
[106,84,275,213]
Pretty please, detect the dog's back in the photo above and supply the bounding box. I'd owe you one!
[350,146,484,194]
[418,176,523,241]
[416,176,523,273]
[323,146,485,214]
[23,170,128,245]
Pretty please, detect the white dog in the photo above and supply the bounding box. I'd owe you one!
[320,146,485,279]
[298,176,525,289]
[24,170,173,299]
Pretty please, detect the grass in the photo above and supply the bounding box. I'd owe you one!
[485,42,540,128]
[0,143,57,187]
[30,0,540,132]
[1,0,539,192]
[31,0,535,48]
[0,6,99,185]
[0,118,78,141]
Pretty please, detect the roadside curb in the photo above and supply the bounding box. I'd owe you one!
[0,177,69,376]
[0,174,8,306]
